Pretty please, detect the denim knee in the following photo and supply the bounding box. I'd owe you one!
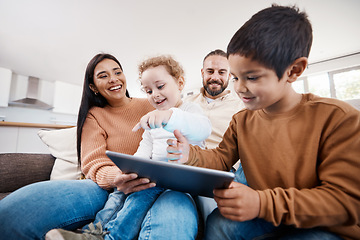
[205,208,275,240]
[139,190,198,240]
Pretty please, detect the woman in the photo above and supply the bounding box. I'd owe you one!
[0,53,199,240]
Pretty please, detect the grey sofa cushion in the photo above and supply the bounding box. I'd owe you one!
[0,153,55,194]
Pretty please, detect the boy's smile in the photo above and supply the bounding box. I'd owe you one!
[229,54,301,115]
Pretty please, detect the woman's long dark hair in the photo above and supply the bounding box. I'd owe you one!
[76,53,130,163]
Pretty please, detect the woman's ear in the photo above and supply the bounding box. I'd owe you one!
[287,57,308,83]
[177,76,185,91]
[89,84,99,94]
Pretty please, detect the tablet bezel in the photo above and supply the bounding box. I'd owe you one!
[106,150,235,197]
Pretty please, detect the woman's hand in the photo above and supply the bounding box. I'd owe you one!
[213,181,260,222]
[132,109,173,132]
[113,169,155,194]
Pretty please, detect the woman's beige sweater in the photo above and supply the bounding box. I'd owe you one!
[81,98,154,189]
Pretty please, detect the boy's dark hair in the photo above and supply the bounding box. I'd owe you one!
[203,49,227,64]
[227,5,313,79]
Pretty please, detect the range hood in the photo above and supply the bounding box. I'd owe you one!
[8,76,53,110]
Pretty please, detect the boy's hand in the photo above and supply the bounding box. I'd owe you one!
[132,109,173,132]
[167,129,189,164]
[213,181,260,222]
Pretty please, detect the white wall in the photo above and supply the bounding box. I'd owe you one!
[0,67,12,107]
[53,81,82,115]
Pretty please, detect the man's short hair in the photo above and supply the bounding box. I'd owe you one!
[203,49,227,65]
[227,4,313,79]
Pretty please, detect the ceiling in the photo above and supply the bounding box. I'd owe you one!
[1,0,360,97]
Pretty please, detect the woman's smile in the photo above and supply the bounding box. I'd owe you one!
[109,84,122,91]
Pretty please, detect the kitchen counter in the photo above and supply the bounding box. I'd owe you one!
[0,121,74,129]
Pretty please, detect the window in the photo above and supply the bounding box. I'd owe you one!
[332,68,360,100]
[307,73,331,97]
[293,66,360,100]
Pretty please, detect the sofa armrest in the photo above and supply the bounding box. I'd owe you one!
[0,153,55,193]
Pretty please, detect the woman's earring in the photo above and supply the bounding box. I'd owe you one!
[94,91,98,95]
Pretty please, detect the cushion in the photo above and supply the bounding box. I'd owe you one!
[0,153,55,194]
[38,127,81,180]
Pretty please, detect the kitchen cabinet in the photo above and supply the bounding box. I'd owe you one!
[0,122,73,153]
[0,67,12,107]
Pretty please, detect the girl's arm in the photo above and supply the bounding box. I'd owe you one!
[164,102,211,142]
[134,130,153,159]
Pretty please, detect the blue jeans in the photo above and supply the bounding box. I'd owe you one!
[139,190,198,240]
[0,180,199,240]
[204,167,343,240]
[0,180,108,240]
[91,187,165,240]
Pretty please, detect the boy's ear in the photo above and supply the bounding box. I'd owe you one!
[287,57,308,83]
[178,76,185,91]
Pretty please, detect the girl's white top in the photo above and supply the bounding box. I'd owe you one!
[134,101,211,161]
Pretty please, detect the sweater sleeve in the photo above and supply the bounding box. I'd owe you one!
[164,104,211,142]
[257,108,360,229]
[186,115,239,171]
[81,113,119,190]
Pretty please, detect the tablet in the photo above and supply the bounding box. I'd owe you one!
[106,150,235,197]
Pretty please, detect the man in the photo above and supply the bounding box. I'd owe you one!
[185,49,244,227]
[186,49,244,150]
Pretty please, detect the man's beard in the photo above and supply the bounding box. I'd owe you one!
[204,80,228,97]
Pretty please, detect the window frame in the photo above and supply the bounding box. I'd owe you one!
[295,65,360,99]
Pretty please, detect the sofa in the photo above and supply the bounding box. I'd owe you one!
[0,127,81,200]
[0,153,55,200]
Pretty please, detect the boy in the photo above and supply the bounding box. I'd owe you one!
[167,5,360,240]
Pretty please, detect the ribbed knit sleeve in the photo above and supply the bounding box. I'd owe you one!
[81,98,154,190]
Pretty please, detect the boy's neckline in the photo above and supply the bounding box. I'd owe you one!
[259,94,305,119]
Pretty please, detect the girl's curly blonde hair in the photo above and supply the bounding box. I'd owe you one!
[138,55,185,83]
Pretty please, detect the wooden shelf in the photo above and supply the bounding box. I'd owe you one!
[0,121,74,129]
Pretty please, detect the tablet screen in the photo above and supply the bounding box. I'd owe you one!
[106,150,235,197]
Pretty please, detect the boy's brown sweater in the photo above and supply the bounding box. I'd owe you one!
[80,98,154,189]
[188,93,360,240]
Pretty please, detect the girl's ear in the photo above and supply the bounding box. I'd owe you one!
[89,84,99,94]
[177,76,185,91]
[287,57,308,83]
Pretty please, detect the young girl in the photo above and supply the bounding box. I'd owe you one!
[47,55,211,240]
